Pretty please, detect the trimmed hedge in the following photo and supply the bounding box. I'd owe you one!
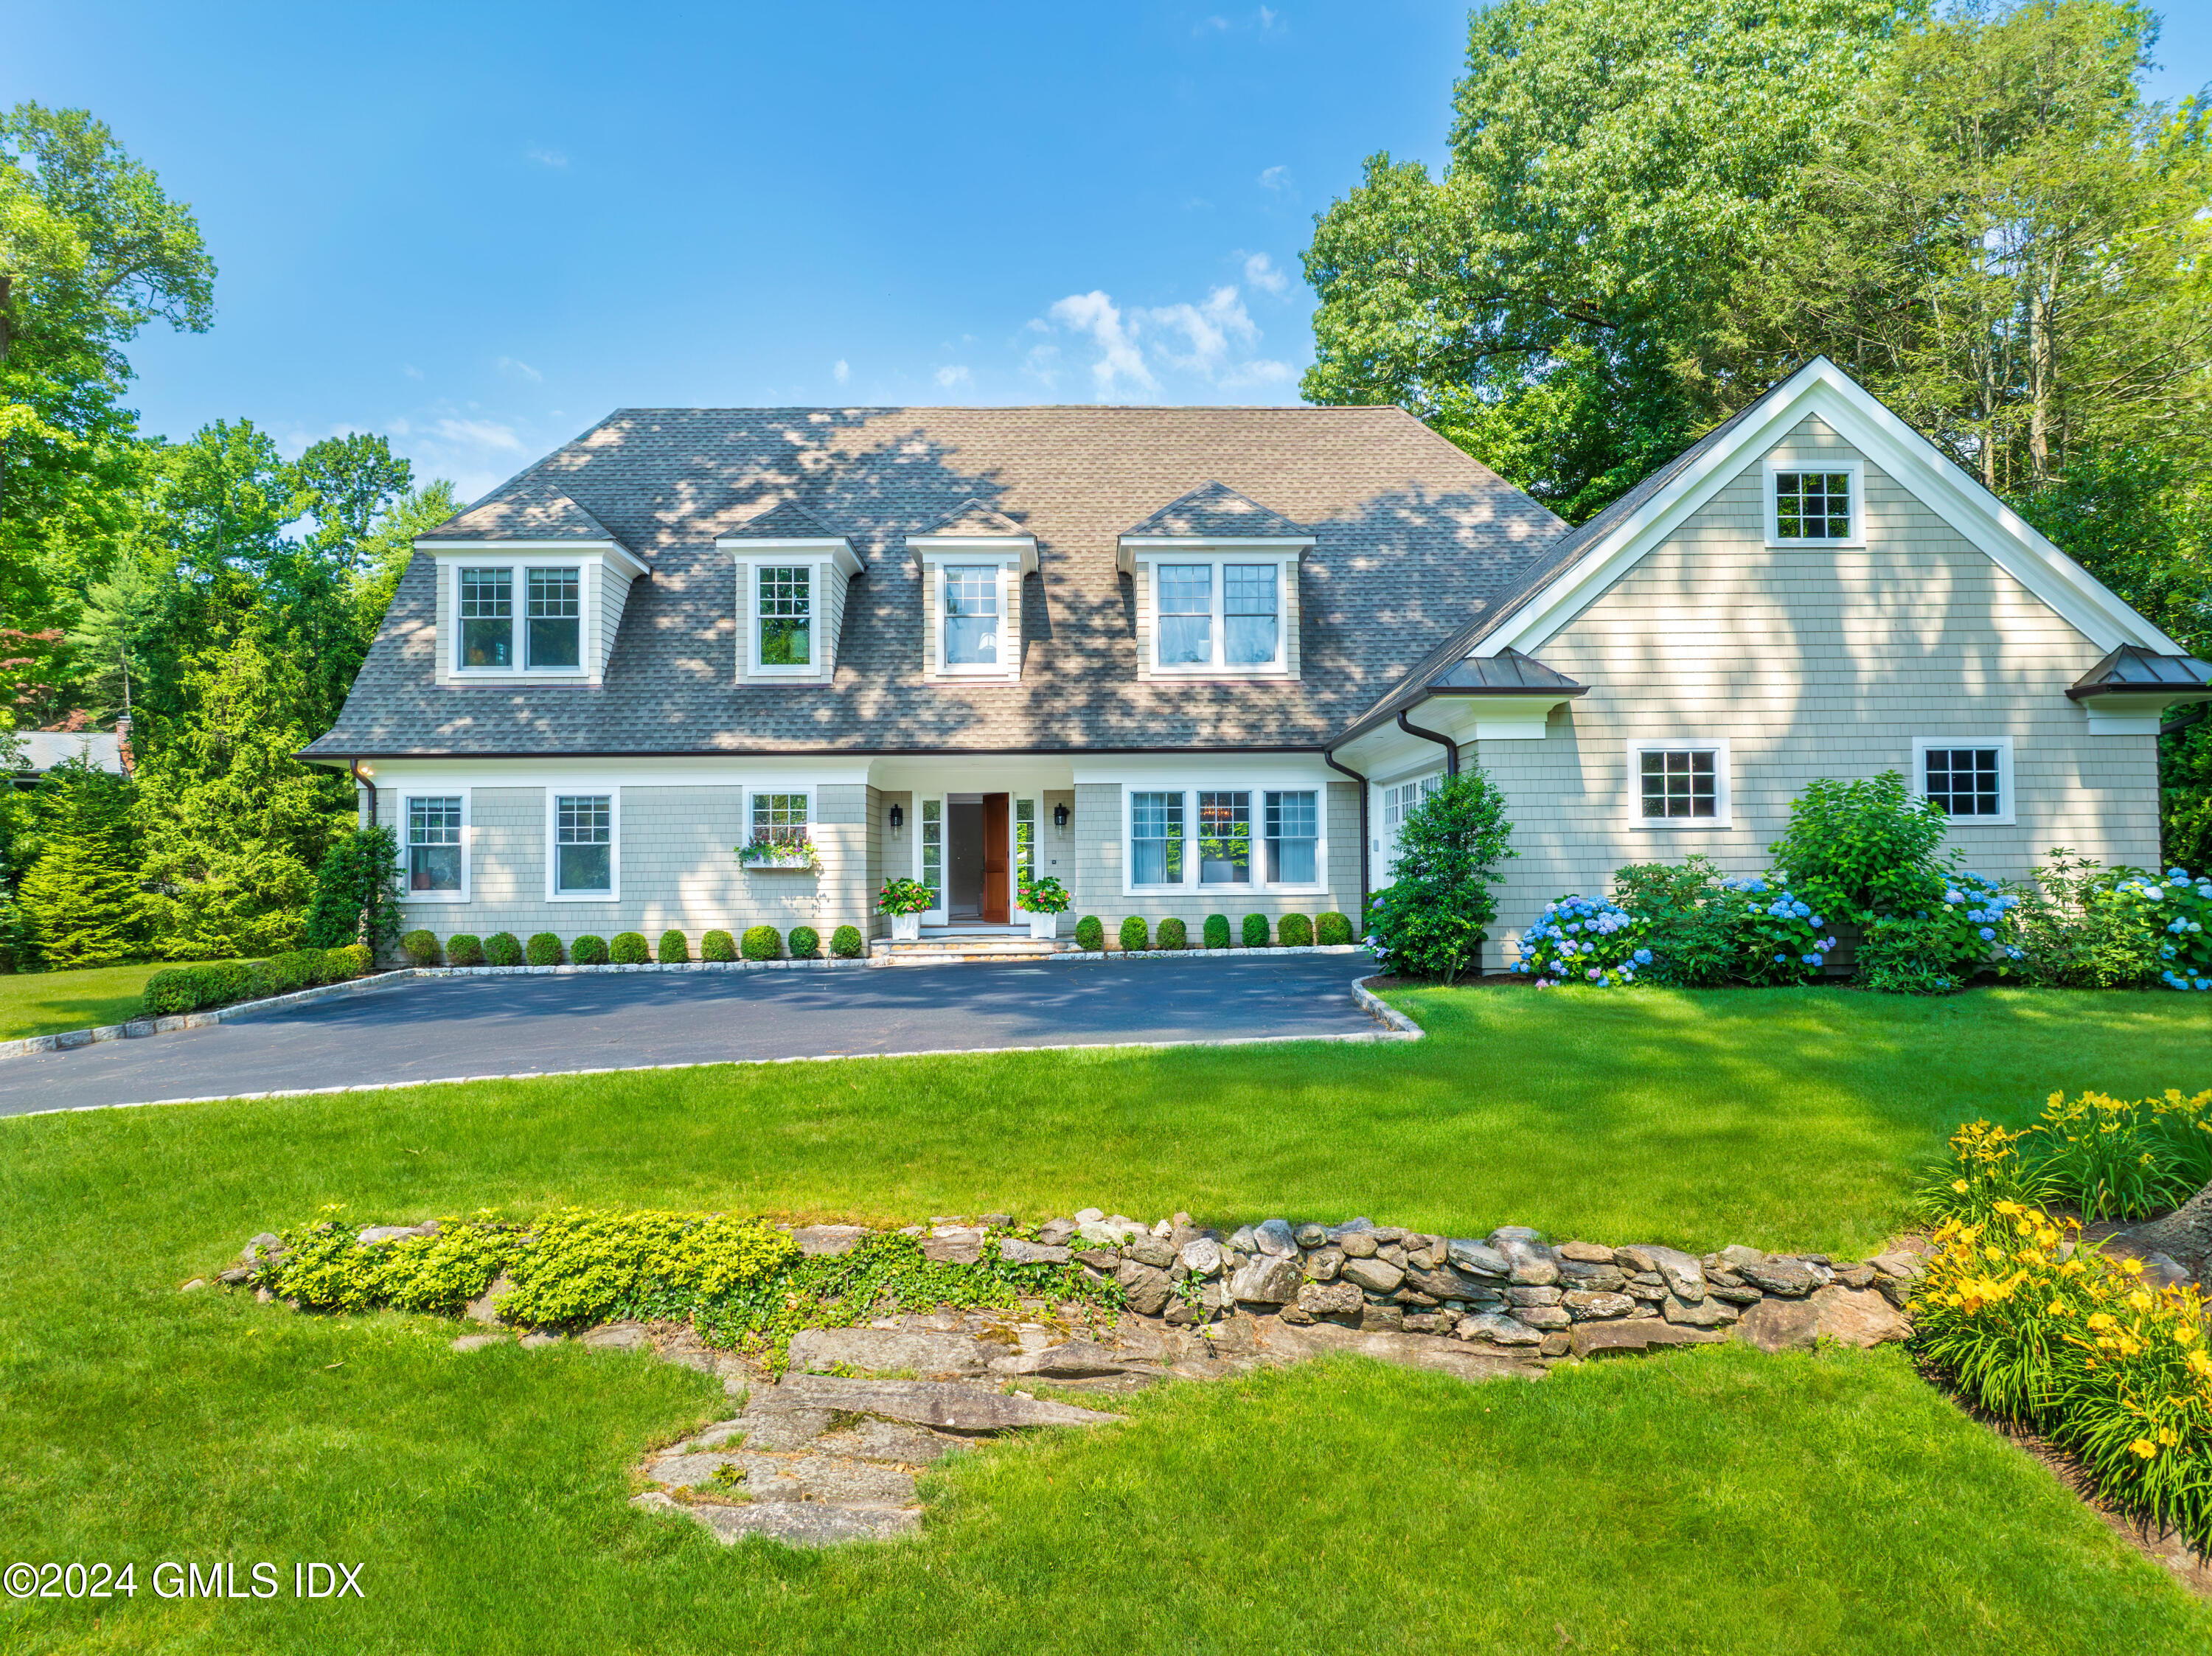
[446,933,485,967]
[400,929,440,967]
[485,932,524,967]
[658,929,689,964]
[1119,915,1150,952]
[610,932,651,965]
[1075,915,1105,951]
[1279,914,1313,947]
[702,928,737,962]
[526,932,563,967]
[788,925,821,959]
[140,945,374,1017]
[1242,914,1270,948]
[1316,911,1353,946]
[571,933,610,966]
[830,924,865,959]
[1156,916,1188,950]
[742,925,782,961]
[1203,914,1231,950]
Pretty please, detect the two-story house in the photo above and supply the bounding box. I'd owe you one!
[304,358,2211,962]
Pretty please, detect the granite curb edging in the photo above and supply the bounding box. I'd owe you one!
[0,947,1382,1066]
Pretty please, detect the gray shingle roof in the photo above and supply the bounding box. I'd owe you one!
[720,498,844,541]
[1329,397,1773,748]
[305,405,1565,759]
[422,489,625,546]
[1122,480,1307,539]
[920,499,1029,537]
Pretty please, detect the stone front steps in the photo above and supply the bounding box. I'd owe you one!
[869,936,1084,964]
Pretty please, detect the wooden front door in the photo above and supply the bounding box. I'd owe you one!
[981,792,1011,922]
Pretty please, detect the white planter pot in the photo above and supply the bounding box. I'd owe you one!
[891,913,921,942]
[1026,912,1060,941]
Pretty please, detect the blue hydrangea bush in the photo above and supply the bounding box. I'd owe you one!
[2132,866,2212,991]
[1725,877,1837,986]
[1517,895,1648,987]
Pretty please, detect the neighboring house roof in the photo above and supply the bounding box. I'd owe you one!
[2067,644,2212,700]
[418,488,628,547]
[305,406,1565,758]
[14,730,125,775]
[1121,481,1308,540]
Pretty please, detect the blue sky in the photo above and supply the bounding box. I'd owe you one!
[7,1,2208,502]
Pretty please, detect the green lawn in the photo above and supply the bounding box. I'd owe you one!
[0,963,175,1041]
[2,984,2208,1652]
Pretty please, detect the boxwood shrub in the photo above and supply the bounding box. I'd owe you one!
[1156,916,1188,950]
[446,933,485,967]
[1315,911,1353,946]
[571,933,610,966]
[701,928,737,962]
[400,929,441,967]
[658,929,690,964]
[830,924,865,959]
[140,946,373,1017]
[1241,913,1270,948]
[484,932,524,967]
[1203,913,1231,950]
[610,932,651,965]
[1074,915,1105,951]
[787,925,821,959]
[1278,914,1313,947]
[525,932,563,967]
[1119,915,1150,952]
[741,924,782,961]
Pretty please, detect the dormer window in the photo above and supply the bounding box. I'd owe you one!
[527,568,581,668]
[907,501,1037,684]
[459,568,514,667]
[454,565,585,672]
[420,492,644,687]
[757,565,813,668]
[943,566,1001,667]
[1117,482,1311,681]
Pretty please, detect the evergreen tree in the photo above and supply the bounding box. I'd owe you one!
[16,751,141,967]
[305,824,402,956]
[1363,769,1517,983]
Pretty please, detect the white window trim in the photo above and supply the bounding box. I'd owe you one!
[743,784,818,864]
[1911,737,2016,827]
[1626,737,1734,829]
[933,561,1015,679]
[747,559,824,678]
[1119,783,1328,897]
[1144,554,1292,677]
[398,788,471,905]
[544,786,622,903]
[444,554,599,679]
[1764,459,1865,549]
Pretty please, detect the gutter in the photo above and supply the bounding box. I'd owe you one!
[349,758,377,827]
[1396,709,1459,777]
[1322,750,1370,923]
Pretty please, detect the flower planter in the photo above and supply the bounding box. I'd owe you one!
[891,913,921,942]
[742,852,815,871]
[1026,912,1059,941]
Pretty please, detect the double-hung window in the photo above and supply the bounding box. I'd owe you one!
[757,566,812,667]
[1630,740,1730,826]
[1198,791,1251,885]
[1265,790,1318,884]
[1915,739,2012,824]
[1150,560,1287,672]
[1158,566,1213,665]
[406,796,464,895]
[1225,566,1279,665]
[1130,791,1184,886]
[942,566,998,667]
[527,568,581,668]
[459,568,514,668]
[554,793,614,897]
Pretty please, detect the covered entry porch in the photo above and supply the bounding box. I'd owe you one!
[867,758,1076,937]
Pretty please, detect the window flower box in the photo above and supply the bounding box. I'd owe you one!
[735,832,820,873]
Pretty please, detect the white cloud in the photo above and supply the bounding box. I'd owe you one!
[1047,291,1156,398]
[526,147,568,168]
[934,364,971,389]
[1140,285,1257,376]
[402,363,424,380]
[386,414,531,504]
[1242,251,1290,296]
[495,356,543,382]
[1195,15,1228,32]
[1258,164,1291,192]
[833,358,850,384]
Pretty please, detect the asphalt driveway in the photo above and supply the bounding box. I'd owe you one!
[0,955,1388,1117]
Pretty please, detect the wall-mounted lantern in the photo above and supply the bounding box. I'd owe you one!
[1053,802,1069,830]
[888,802,905,833]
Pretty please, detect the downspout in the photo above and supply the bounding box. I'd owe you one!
[1397,708,1460,776]
[1322,748,1369,925]
[351,759,376,828]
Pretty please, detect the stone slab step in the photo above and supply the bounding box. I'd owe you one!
[631,1492,919,1547]
[787,1325,992,1377]
[765,1374,1114,1433]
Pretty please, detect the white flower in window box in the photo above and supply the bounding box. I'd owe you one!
[734,831,820,872]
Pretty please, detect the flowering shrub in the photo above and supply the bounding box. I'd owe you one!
[876,877,933,916]
[1859,872,2025,994]
[1517,895,1646,987]
[1611,855,1736,987]
[1913,1204,2212,1551]
[1922,1090,2212,1223]
[1018,874,1071,914]
[2121,866,2212,990]
[1724,877,1836,986]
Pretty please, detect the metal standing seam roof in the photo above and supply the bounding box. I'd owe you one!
[303,405,1568,759]
[2066,644,2212,699]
